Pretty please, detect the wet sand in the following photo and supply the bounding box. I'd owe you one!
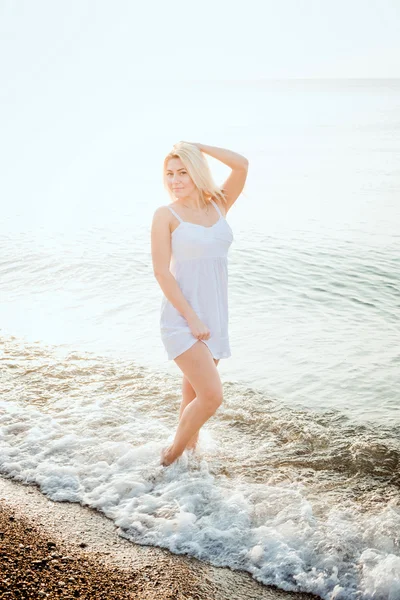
[0,475,317,599]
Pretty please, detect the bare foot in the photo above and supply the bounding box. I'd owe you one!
[160,445,179,466]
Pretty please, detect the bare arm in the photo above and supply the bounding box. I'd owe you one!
[194,143,248,170]
[194,142,249,213]
[151,207,197,321]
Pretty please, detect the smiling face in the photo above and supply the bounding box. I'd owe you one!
[165,157,197,200]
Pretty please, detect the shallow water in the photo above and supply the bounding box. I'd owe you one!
[1,336,400,599]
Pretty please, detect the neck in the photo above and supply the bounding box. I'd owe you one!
[178,192,208,212]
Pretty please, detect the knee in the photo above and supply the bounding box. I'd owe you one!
[202,387,223,414]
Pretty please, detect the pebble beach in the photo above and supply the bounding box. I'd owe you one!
[0,476,317,600]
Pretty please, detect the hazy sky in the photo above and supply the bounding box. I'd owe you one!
[1,0,399,228]
[0,0,399,83]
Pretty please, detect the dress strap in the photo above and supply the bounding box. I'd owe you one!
[166,205,183,223]
[210,199,223,217]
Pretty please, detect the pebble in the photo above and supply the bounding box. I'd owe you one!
[0,503,213,599]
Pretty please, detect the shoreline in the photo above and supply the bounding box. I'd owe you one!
[0,475,318,599]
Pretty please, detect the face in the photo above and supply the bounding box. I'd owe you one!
[166,158,197,200]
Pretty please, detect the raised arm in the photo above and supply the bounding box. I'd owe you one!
[194,142,249,213]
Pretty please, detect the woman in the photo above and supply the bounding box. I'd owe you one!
[151,141,248,466]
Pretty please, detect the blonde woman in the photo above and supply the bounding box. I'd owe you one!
[151,142,248,466]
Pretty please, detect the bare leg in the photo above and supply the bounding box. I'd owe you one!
[179,357,220,450]
[161,342,223,466]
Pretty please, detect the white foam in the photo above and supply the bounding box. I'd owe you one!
[1,397,400,599]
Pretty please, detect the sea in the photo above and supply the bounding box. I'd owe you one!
[1,79,400,599]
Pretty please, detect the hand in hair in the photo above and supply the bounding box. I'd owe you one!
[177,141,202,151]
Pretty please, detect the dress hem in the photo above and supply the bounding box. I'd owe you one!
[165,337,231,361]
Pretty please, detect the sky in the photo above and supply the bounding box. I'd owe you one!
[1,0,399,228]
[0,0,399,84]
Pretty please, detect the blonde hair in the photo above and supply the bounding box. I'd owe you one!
[163,142,227,210]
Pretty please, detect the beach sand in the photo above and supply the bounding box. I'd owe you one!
[0,476,317,599]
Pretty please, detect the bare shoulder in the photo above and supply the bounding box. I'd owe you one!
[153,205,171,216]
[152,205,174,232]
[153,205,172,222]
[213,197,229,218]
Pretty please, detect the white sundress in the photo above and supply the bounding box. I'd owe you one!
[160,199,234,360]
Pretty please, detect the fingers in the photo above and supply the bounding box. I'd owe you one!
[197,332,210,341]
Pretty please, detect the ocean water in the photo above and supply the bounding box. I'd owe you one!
[1,79,400,599]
